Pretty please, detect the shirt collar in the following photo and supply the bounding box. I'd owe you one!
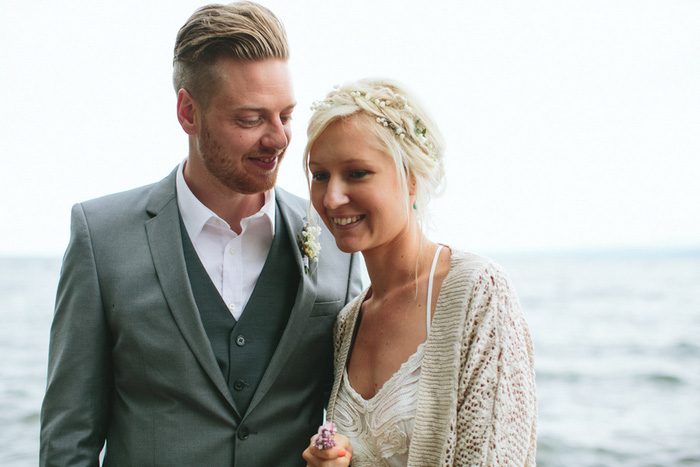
[175,159,276,241]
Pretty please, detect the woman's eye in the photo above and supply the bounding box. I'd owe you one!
[311,172,329,182]
[349,170,369,179]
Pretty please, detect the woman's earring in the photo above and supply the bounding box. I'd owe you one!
[413,202,418,210]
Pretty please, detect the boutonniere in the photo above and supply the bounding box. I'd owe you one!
[298,223,321,274]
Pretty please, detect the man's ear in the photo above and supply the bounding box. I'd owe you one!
[177,89,199,136]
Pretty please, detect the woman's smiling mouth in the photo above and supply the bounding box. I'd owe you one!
[332,215,364,226]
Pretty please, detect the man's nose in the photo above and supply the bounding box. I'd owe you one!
[260,120,289,151]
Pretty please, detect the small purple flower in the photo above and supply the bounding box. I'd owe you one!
[314,421,337,450]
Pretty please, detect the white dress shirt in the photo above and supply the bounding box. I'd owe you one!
[176,160,275,321]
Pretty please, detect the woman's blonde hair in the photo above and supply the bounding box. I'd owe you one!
[304,79,446,231]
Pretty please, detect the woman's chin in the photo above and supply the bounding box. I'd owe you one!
[334,239,361,254]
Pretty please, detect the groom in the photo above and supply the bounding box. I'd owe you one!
[40,3,362,466]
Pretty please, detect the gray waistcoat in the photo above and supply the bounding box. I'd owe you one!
[180,202,299,416]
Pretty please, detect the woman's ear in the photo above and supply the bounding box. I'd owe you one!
[408,173,417,197]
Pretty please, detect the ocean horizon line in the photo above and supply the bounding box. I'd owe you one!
[484,246,700,259]
[2,246,699,262]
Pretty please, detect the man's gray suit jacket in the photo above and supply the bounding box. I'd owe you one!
[40,168,363,466]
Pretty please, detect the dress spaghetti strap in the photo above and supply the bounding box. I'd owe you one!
[426,245,444,334]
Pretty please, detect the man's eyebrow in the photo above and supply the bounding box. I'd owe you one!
[234,102,297,112]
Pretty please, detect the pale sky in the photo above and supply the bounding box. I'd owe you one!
[1,0,699,257]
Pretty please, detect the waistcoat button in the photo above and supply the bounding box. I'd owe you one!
[236,335,246,346]
[233,380,246,391]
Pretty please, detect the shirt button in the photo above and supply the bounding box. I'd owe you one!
[229,247,236,255]
[236,335,246,347]
[238,426,249,440]
[228,303,236,311]
[233,380,246,391]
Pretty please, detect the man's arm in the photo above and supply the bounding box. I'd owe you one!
[40,204,112,467]
[344,252,364,305]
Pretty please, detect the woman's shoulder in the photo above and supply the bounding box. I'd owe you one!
[445,248,508,283]
[438,247,519,310]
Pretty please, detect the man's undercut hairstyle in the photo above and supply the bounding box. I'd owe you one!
[173,1,289,108]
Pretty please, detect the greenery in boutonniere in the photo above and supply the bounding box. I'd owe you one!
[298,223,321,274]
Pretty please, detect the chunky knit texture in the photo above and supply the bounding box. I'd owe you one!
[326,249,537,466]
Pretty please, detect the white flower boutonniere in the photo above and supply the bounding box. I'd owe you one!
[298,223,321,274]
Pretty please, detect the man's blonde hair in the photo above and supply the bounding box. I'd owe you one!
[173,2,289,108]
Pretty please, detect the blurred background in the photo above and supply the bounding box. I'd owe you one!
[1,0,699,465]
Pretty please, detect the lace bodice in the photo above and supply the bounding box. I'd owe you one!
[334,344,425,467]
[332,246,443,466]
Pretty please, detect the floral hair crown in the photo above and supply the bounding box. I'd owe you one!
[311,87,437,160]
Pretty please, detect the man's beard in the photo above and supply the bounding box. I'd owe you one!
[198,121,283,195]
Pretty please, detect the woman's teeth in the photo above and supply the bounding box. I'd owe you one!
[333,216,362,226]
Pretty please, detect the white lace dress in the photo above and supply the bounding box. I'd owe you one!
[333,246,443,467]
[327,249,537,467]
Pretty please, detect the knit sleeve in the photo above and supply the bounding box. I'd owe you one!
[327,290,367,421]
[451,263,537,466]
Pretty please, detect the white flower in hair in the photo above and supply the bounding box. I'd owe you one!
[310,86,436,160]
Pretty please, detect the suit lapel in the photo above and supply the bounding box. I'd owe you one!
[144,169,239,415]
[246,188,318,414]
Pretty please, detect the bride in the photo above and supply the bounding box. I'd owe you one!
[302,79,537,467]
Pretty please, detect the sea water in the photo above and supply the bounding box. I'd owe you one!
[500,251,700,466]
[1,252,699,466]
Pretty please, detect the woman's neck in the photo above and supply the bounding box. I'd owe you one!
[362,227,437,301]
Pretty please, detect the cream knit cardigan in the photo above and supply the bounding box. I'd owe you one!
[326,249,537,466]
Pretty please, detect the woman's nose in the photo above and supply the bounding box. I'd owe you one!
[323,179,350,209]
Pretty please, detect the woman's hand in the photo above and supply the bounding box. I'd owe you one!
[302,433,353,467]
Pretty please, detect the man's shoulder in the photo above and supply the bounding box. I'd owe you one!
[77,169,177,222]
[274,186,306,213]
[81,170,176,208]
[81,182,153,208]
